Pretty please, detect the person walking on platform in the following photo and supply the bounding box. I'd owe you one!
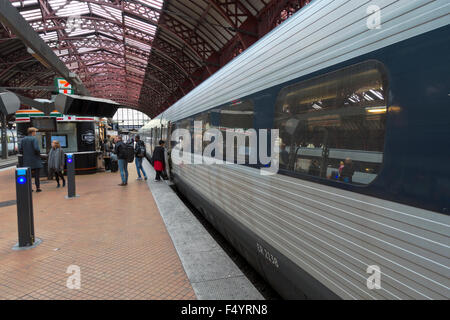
[18,127,43,192]
[134,135,147,181]
[48,140,65,188]
[151,140,165,182]
[114,136,128,186]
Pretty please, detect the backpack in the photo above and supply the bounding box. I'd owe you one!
[126,143,135,163]
[136,141,146,157]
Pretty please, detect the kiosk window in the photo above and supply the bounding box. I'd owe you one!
[42,135,68,148]
[275,60,388,185]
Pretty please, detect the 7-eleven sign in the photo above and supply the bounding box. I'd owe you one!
[55,78,73,94]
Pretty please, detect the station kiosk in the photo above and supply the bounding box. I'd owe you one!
[16,108,107,175]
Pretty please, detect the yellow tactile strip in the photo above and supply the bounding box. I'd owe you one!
[0,167,196,300]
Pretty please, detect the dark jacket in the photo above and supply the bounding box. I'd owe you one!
[340,164,355,183]
[114,141,128,160]
[151,146,165,163]
[19,136,43,169]
[134,140,146,157]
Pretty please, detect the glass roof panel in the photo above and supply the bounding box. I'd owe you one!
[103,5,123,22]
[90,3,116,21]
[125,38,152,51]
[39,31,58,41]
[66,28,95,37]
[124,15,157,36]
[55,49,69,56]
[11,0,38,7]
[19,9,42,21]
[49,0,90,17]
[137,0,164,9]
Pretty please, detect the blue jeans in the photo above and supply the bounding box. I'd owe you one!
[135,157,147,178]
[118,159,128,184]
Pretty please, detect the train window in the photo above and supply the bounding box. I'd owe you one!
[194,112,210,153]
[275,60,388,185]
[176,118,194,160]
[219,100,254,163]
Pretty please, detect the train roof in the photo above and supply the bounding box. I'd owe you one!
[139,115,167,131]
[158,0,448,123]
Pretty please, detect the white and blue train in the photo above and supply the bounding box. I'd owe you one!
[140,0,450,299]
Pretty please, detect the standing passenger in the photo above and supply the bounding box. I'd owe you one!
[104,135,113,171]
[134,135,147,181]
[114,136,128,186]
[18,127,43,192]
[151,140,165,182]
[48,140,65,188]
[340,158,355,183]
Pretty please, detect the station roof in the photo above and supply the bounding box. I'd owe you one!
[2,0,311,117]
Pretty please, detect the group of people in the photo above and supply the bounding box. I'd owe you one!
[19,127,66,192]
[19,127,167,192]
[104,134,167,186]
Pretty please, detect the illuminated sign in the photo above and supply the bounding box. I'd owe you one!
[67,153,73,163]
[55,78,73,95]
[16,168,27,184]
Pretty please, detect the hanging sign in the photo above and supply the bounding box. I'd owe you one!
[55,78,74,94]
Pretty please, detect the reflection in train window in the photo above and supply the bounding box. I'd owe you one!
[219,100,254,163]
[275,60,388,185]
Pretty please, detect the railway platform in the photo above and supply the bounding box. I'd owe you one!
[0,159,263,300]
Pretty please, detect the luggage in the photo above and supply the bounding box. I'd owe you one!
[125,143,134,163]
[111,160,118,172]
[136,141,146,158]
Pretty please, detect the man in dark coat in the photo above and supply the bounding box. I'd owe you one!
[339,158,355,183]
[114,135,128,186]
[18,127,43,192]
[134,135,147,180]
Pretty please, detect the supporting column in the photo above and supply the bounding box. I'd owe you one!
[0,114,7,160]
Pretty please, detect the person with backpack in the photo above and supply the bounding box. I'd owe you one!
[114,136,128,186]
[134,135,148,181]
[151,140,166,182]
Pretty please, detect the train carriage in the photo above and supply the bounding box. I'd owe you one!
[140,0,450,299]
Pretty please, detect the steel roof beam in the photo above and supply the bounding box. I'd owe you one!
[0,1,88,95]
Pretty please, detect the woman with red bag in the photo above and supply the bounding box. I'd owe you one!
[151,140,166,181]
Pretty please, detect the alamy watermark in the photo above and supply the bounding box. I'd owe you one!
[367,4,382,29]
[366,265,381,290]
[170,121,280,175]
[66,265,81,290]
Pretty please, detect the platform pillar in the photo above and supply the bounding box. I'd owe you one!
[66,153,79,199]
[13,167,41,250]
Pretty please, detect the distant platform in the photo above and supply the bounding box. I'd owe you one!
[0,155,17,170]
